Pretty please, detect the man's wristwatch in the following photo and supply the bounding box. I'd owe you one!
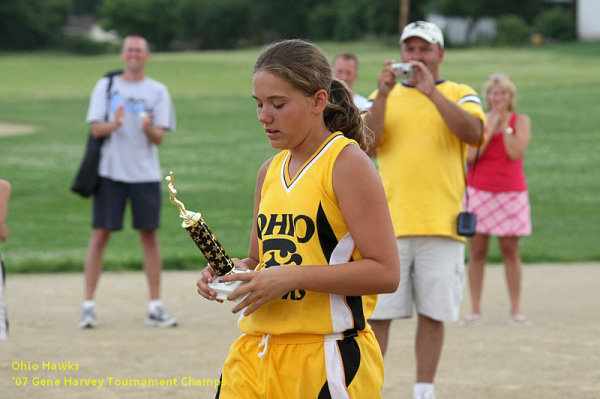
[505,127,514,135]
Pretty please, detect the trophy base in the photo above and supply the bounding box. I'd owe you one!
[208,269,250,303]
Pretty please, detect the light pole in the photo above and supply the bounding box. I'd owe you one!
[400,0,410,35]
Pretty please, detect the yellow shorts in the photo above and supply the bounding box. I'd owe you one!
[216,330,384,399]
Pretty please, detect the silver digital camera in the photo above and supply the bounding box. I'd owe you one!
[391,62,414,79]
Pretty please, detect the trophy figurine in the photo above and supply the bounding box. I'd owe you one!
[165,172,248,302]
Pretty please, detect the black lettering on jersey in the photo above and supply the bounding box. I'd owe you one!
[293,214,315,243]
[261,238,307,301]
[257,213,317,302]
[262,238,302,267]
[257,213,316,243]
[280,289,306,301]
[256,214,267,239]
[264,213,293,237]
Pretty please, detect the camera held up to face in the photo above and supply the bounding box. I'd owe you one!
[391,63,414,79]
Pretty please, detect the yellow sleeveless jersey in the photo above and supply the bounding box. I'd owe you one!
[238,132,377,337]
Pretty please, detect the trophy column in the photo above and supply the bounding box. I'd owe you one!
[165,172,248,302]
[165,172,234,277]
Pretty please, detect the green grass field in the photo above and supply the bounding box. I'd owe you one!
[1,41,599,273]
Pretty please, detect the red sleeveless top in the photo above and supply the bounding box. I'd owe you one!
[467,113,527,192]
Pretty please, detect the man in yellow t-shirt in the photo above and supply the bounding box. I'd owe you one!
[365,21,486,399]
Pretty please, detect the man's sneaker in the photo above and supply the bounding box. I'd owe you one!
[146,305,178,327]
[78,306,97,329]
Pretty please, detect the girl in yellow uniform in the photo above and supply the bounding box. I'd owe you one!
[197,39,400,399]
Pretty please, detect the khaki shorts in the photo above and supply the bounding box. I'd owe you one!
[370,236,465,322]
[216,330,384,399]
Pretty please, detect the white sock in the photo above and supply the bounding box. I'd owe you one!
[149,300,163,312]
[414,383,434,398]
[83,300,95,309]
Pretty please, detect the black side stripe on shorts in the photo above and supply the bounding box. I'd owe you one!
[317,336,362,399]
[0,257,8,338]
[337,337,361,388]
[215,374,223,399]
[318,382,332,399]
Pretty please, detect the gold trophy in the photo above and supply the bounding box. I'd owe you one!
[165,172,248,302]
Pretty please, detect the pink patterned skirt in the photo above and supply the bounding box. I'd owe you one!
[464,186,532,237]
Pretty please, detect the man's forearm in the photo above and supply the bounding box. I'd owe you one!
[428,90,483,144]
[143,126,165,145]
[91,121,121,138]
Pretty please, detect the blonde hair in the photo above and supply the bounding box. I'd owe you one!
[254,39,373,151]
[483,73,517,111]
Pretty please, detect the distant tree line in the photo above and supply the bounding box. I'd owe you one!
[0,0,575,51]
[0,0,73,50]
[431,0,576,45]
[98,0,417,51]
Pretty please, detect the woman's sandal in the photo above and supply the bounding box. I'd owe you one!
[459,313,483,326]
[509,314,532,327]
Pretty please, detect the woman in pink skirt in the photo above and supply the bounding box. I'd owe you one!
[461,74,532,327]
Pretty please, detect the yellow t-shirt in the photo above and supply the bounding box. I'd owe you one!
[238,132,377,337]
[371,80,486,242]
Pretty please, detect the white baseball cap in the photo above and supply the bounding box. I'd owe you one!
[400,21,444,48]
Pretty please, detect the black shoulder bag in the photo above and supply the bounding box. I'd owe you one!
[70,70,122,198]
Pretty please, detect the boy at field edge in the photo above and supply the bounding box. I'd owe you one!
[0,179,12,340]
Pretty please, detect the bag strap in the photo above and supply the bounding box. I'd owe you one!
[94,70,123,146]
[461,139,481,212]
[103,70,123,122]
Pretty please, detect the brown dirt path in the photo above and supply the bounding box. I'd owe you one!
[1,263,599,398]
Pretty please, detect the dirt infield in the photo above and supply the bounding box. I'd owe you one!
[0,123,36,137]
[1,263,599,399]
